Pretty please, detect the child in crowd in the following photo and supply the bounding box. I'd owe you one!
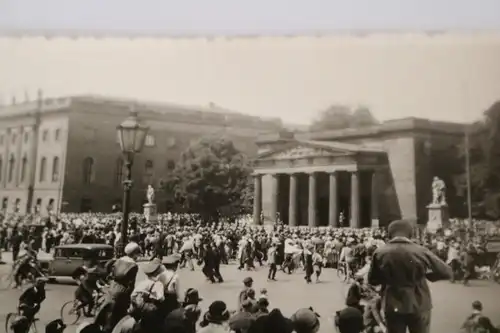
[461,301,498,333]
[259,288,268,300]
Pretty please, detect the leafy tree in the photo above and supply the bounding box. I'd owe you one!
[457,101,500,219]
[309,104,378,131]
[164,137,253,222]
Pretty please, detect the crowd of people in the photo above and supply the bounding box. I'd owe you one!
[1,211,500,333]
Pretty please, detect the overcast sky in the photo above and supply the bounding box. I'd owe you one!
[1,0,500,34]
[1,0,499,125]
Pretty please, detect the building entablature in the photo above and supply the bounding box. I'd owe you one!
[253,139,386,175]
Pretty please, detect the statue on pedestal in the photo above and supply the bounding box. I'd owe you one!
[144,185,157,223]
[431,176,446,205]
[147,185,155,205]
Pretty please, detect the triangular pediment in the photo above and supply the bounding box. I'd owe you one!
[258,141,355,160]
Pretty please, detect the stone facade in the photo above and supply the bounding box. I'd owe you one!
[0,95,282,214]
[253,118,468,227]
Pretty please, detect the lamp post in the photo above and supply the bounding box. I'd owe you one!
[116,106,149,257]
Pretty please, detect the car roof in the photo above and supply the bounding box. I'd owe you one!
[55,243,113,250]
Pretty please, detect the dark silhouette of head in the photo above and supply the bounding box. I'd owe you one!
[388,219,413,239]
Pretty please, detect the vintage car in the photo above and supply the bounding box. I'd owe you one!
[39,243,114,281]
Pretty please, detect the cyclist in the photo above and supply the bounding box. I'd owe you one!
[72,252,108,317]
[13,245,38,288]
[18,277,47,323]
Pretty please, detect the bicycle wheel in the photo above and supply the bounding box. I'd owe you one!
[60,300,81,325]
[0,273,14,290]
[5,312,16,333]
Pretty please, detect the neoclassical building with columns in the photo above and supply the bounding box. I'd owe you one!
[251,118,469,228]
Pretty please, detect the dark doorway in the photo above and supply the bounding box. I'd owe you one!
[277,174,290,225]
[337,172,351,227]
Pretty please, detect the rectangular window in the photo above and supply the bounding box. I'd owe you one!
[42,130,48,142]
[145,134,156,147]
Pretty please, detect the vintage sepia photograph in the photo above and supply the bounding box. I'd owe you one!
[0,1,500,333]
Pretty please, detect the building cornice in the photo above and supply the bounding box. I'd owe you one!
[257,117,471,144]
[0,95,282,132]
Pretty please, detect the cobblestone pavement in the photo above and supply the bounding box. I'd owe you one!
[1,261,499,333]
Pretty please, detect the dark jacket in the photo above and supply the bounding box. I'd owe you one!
[368,237,452,314]
[19,285,46,305]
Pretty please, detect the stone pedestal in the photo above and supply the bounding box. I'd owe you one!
[143,203,158,224]
[426,203,450,234]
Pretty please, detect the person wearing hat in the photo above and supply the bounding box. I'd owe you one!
[164,288,203,333]
[368,219,452,333]
[128,259,165,331]
[18,277,47,323]
[238,277,253,311]
[131,260,165,304]
[101,242,140,333]
[73,251,107,317]
[229,299,255,333]
[303,243,314,284]
[45,319,66,333]
[249,308,293,333]
[290,307,320,333]
[158,254,182,315]
[334,306,364,333]
[267,241,279,281]
[199,301,231,333]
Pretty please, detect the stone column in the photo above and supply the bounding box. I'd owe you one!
[253,175,262,225]
[271,174,279,222]
[370,171,380,228]
[289,173,298,227]
[308,172,317,227]
[328,172,338,227]
[350,171,360,228]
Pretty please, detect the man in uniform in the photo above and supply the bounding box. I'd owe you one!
[368,219,452,333]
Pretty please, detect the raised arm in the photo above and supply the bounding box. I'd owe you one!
[424,249,452,282]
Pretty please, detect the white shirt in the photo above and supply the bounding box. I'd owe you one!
[131,278,164,302]
[158,268,182,302]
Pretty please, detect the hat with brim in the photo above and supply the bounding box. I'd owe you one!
[143,261,162,276]
[206,301,230,322]
[185,288,203,303]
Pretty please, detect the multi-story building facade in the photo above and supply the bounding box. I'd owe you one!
[0,94,282,214]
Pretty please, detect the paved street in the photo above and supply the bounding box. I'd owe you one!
[1,262,499,333]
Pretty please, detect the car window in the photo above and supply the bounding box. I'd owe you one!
[95,249,114,259]
[54,248,64,258]
[55,248,84,258]
[68,249,84,258]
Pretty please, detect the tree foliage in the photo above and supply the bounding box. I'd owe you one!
[163,137,253,222]
[309,105,378,131]
[458,101,500,219]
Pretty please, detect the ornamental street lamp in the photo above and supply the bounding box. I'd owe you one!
[116,106,149,257]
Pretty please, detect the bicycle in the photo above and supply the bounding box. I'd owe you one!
[5,306,40,333]
[60,288,106,325]
[1,260,46,290]
[336,262,356,283]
